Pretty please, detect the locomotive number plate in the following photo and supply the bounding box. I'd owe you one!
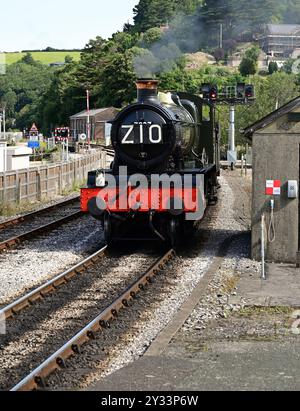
[121,124,163,145]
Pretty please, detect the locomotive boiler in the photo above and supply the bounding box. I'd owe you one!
[81,79,220,245]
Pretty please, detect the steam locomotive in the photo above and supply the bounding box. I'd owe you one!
[81,79,220,245]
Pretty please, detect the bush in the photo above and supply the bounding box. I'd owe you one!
[268,61,278,75]
[239,57,257,76]
[239,46,260,76]
[214,48,225,62]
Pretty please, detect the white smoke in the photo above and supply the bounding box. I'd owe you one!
[133,12,200,78]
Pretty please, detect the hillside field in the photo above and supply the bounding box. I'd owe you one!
[5,51,81,65]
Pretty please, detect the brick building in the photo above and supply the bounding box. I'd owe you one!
[70,107,118,145]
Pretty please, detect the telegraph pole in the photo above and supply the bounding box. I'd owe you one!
[86,90,91,150]
[228,105,236,168]
[220,24,223,49]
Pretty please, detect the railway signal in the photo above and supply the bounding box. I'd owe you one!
[209,86,218,101]
[237,83,246,99]
[201,83,255,104]
[201,84,218,101]
[201,83,255,168]
[245,84,255,99]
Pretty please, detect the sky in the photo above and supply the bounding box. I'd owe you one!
[0,0,137,51]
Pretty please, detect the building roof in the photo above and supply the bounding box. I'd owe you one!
[30,123,38,132]
[70,108,112,119]
[243,96,300,139]
[49,62,65,66]
[266,24,300,36]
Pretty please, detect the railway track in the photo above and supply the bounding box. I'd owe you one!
[0,246,175,391]
[1,246,108,321]
[0,180,227,392]
[0,197,82,252]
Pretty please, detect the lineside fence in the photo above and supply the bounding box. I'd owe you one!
[0,151,106,205]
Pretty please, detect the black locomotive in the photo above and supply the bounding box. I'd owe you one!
[81,79,220,245]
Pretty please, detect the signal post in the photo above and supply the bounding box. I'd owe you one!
[201,83,255,168]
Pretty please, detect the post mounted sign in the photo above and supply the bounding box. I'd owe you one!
[266,180,281,196]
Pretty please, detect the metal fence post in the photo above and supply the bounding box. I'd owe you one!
[261,213,266,280]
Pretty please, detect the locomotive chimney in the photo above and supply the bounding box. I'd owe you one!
[136,79,159,103]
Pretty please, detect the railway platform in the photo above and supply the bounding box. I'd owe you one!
[88,261,300,391]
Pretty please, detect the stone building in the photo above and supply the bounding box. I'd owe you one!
[259,24,300,60]
[244,96,300,264]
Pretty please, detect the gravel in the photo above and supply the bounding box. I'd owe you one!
[0,250,159,390]
[0,214,104,306]
[0,200,80,243]
[0,192,80,225]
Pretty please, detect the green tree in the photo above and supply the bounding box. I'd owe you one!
[282,58,296,74]
[97,50,137,107]
[239,46,260,76]
[133,0,174,32]
[132,0,202,33]
[282,0,300,24]
[140,28,162,47]
[65,55,73,64]
[38,61,82,133]
[0,61,54,130]
[21,52,36,65]
[173,0,202,14]
[268,61,278,75]
[239,58,257,76]
[234,72,299,144]
[199,0,281,47]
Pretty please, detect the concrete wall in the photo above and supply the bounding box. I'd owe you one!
[6,146,32,171]
[252,123,300,263]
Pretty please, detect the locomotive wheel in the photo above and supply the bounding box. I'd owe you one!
[103,213,112,244]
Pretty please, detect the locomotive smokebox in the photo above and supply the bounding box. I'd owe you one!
[136,79,159,103]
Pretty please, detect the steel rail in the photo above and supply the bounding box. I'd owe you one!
[0,196,80,230]
[0,210,83,252]
[0,246,108,320]
[10,248,176,392]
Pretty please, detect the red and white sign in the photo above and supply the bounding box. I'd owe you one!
[266,180,281,196]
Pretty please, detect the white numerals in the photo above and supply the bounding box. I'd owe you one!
[139,125,144,144]
[121,124,162,144]
[121,125,134,144]
[149,125,162,144]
